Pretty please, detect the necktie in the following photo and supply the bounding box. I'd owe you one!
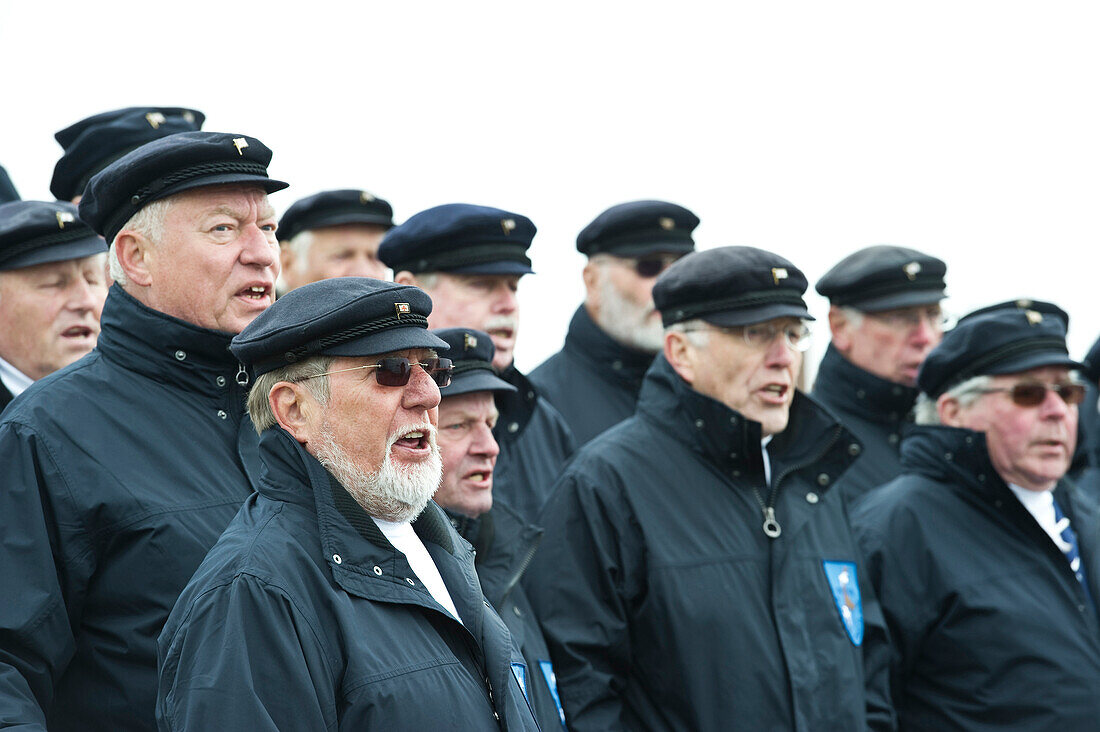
[1052,497,1095,609]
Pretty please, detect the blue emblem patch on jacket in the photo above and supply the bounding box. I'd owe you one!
[823,560,863,645]
[540,659,568,730]
[511,662,528,701]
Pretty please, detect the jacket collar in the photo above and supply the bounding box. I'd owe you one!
[495,364,538,437]
[447,500,543,607]
[95,285,247,395]
[815,343,918,423]
[563,305,654,390]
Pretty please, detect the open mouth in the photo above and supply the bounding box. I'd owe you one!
[239,284,271,301]
[393,429,430,450]
[761,384,789,398]
[487,327,515,341]
[464,468,493,484]
[60,325,95,339]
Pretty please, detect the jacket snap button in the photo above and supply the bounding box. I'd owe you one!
[729,416,738,425]
[174,350,186,361]
[512,605,522,617]
[806,492,819,504]
[817,473,830,486]
[507,422,519,433]
[373,565,383,575]
[612,360,622,370]
[888,434,899,445]
[944,452,953,461]
[216,376,226,387]
[695,419,705,429]
[994,500,1003,508]
[848,443,861,456]
[216,410,227,420]
[332,554,342,564]
[405,577,415,586]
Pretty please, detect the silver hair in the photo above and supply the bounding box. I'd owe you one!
[108,198,173,285]
[412,272,439,290]
[247,355,335,433]
[913,374,994,425]
[666,319,710,349]
[839,306,865,328]
[283,230,315,274]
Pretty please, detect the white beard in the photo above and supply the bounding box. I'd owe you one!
[594,276,664,353]
[314,424,442,523]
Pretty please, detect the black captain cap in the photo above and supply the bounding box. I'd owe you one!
[231,278,449,376]
[51,106,205,201]
[576,200,699,257]
[653,245,814,327]
[78,131,289,243]
[378,203,535,275]
[431,328,515,396]
[278,189,395,243]
[0,200,106,271]
[816,245,947,312]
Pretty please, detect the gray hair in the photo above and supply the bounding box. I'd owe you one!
[913,374,993,425]
[108,198,173,285]
[839,306,865,328]
[412,272,439,290]
[283,230,314,274]
[666,319,710,349]
[247,355,335,433]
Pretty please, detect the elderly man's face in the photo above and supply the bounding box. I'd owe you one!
[681,317,803,436]
[0,254,108,380]
[945,365,1078,491]
[435,391,501,519]
[422,274,521,370]
[832,304,944,387]
[586,253,680,353]
[144,186,279,334]
[280,224,389,291]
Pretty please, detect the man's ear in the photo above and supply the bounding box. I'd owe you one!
[279,247,298,289]
[581,259,601,306]
[664,330,697,385]
[270,382,320,444]
[393,271,417,286]
[113,231,154,287]
[938,393,963,427]
[828,305,852,353]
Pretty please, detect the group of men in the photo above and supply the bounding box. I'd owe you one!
[1,105,1099,731]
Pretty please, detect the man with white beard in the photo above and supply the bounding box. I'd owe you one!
[156,277,540,731]
[531,200,698,445]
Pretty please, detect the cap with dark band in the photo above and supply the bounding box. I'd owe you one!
[230,277,449,376]
[51,107,205,202]
[917,307,1084,399]
[78,131,289,244]
[431,328,515,396]
[957,298,1069,330]
[0,200,106,271]
[379,203,535,276]
[816,245,947,312]
[278,189,395,243]
[653,245,814,327]
[576,199,699,257]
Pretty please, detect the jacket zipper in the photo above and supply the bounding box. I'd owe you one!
[751,424,843,539]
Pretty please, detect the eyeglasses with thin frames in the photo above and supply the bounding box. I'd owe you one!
[684,322,813,352]
[864,306,952,332]
[296,357,453,388]
[974,379,1086,407]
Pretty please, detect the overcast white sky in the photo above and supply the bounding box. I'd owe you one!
[3,2,1098,379]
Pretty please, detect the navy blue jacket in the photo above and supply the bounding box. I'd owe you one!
[526,355,894,731]
[812,345,918,501]
[852,425,1100,730]
[493,364,575,522]
[451,500,568,730]
[0,286,258,731]
[530,305,654,446]
[157,428,540,731]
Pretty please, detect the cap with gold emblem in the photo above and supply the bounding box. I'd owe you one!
[917,306,1084,398]
[816,245,947,312]
[378,203,535,276]
[956,298,1069,330]
[51,106,205,202]
[653,245,814,327]
[230,277,449,376]
[277,188,395,243]
[78,131,289,244]
[576,199,699,257]
[0,200,106,271]
[431,327,516,396]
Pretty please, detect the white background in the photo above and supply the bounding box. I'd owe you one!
[3,1,1098,380]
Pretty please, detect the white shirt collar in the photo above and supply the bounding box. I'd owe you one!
[1006,482,1064,549]
[0,355,33,398]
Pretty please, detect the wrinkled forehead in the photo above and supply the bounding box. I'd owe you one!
[168,183,274,215]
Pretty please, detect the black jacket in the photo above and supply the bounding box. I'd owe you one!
[451,500,568,730]
[530,305,654,446]
[0,379,12,412]
[851,425,1100,731]
[0,285,258,731]
[526,355,893,731]
[493,365,576,522]
[157,428,540,731]
[812,345,918,500]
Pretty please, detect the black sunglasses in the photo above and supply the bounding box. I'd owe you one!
[300,357,453,388]
[977,380,1086,407]
[631,254,684,278]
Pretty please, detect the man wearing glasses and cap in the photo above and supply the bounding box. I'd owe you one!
[0,131,286,730]
[852,305,1100,730]
[526,246,892,731]
[157,278,539,731]
[812,245,950,500]
[530,200,698,445]
[0,201,107,411]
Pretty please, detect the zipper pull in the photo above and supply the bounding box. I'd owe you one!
[762,506,782,539]
[235,363,250,387]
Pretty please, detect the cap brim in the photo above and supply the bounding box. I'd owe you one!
[985,351,1087,377]
[442,370,517,396]
[702,302,815,327]
[445,260,534,275]
[598,241,695,258]
[323,326,450,358]
[154,173,290,203]
[0,234,108,270]
[852,289,946,312]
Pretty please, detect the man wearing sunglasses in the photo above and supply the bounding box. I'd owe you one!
[526,246,892,731]
[0,131,286,731]
[852,306,1100,730]
[530,200,698,445]
[813,245,949,500]
[157,278,539,730]
[381,203,575,523]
